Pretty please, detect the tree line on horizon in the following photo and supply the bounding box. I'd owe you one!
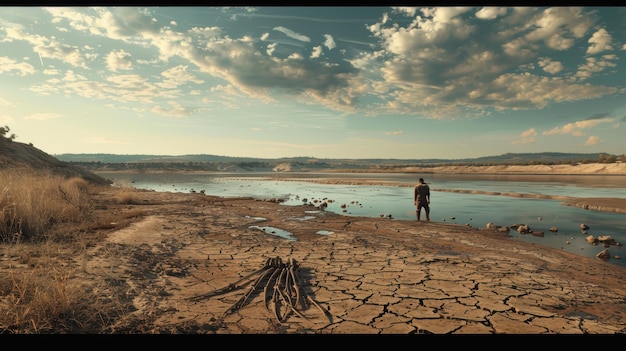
[57,153,624,173]
[1,125,624,172]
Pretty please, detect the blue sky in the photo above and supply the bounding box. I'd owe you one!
[1,6,625,159]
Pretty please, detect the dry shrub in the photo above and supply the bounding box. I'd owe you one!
[116,190,139,205]
[63,177,89,192]
[0,169,91,242]
[0,170,145,333]
[0,265,128,333]
[0,267,74,332]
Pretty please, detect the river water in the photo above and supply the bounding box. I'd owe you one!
[96,171,626,268]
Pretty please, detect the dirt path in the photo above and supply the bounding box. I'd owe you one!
[77,187,626,334]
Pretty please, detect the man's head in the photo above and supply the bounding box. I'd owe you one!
[419,178,424,183]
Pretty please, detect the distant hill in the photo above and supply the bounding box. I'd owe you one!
[0,139,110,185]
[55,152,607,165]
[53,151,613,173]
[1,125,620,181]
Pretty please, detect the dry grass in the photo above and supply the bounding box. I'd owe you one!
[0,168,144,333]
[0,168,90,242]
[115,190,140,205]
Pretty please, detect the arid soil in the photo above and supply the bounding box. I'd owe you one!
[63,184,626,334]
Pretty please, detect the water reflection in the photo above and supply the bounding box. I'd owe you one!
[248,225,297,241]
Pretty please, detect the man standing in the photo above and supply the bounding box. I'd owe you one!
[414,177,430,221]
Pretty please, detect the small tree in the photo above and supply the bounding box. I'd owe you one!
[598,153,616,163]
[0,125,17,141]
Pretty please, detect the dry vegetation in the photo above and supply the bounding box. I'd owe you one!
[0,168,144,333]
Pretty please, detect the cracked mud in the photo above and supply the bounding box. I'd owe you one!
[80,187,626,334]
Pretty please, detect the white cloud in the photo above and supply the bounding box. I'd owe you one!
[273,26,310,42]
[158,65,204,89]
[266,42,277,56]
[24,113,62,120]
[542,118,613,136]
[106,50,133,71]
[537,57,563,74]
[4,27,89,69]
[391,7,418,17]
[585,135,599,145]
[525,7,594,51]
[151,101,195,118]
[587,28,613,55]
[5,6,620,124]
[323,34,336,50]
[310,46,323,59]
[575,56,618,80]
[512,128,536,144]
[0,56,36,76]
[475,7,508,20]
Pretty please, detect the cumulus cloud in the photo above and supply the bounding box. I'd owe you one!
[4,27,89,69]
[475,7,508,20]
[0,56,35,76]
[266,42,277,56]
[360,6,621,119]
[584,135,599,145]
[537,57,563,74]
[323,34,336,50]
[158,65,204,89]
[575,55,618,80]
[310,46,323,59]
[542,117,613,136]
[391,7,418,17]
[7,7,622,122]
[512,128,537,144]
[106,50,133,71]
[587,28,613,55]
[524,7,594,51]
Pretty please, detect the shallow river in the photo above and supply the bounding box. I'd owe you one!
[96,171,626,268]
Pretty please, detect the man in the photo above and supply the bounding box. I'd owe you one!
[414,177,430,221]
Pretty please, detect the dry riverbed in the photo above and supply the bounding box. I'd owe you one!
[65,186,626,333]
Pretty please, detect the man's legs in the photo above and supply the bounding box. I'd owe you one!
[416,204,422,221]
[425,206,430,221]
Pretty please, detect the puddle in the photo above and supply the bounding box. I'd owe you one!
[287,216,316,221]
[316,230,334,235]
[249,225,297,241]
[244,215,267,221]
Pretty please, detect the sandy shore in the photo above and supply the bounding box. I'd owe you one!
[59,185,626,334]
[391,162,626,175]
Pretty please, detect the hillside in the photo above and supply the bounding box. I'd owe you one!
[54,151,622,173]
[0,139,110,185]
[55,151,609,165]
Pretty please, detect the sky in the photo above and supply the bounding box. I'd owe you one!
[1,6,625,160]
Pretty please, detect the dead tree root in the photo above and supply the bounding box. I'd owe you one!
[188,256,332,325]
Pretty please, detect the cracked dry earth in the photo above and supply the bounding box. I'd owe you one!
[80,187,626,334]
